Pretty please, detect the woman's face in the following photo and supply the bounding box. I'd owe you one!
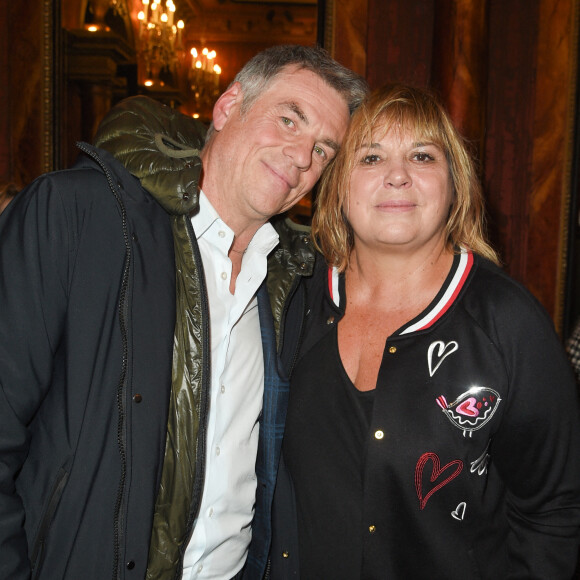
[346,125,454,255]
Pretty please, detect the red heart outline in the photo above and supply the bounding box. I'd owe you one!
[415,452,463,510]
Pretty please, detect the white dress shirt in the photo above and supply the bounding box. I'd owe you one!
[182,193,279,580]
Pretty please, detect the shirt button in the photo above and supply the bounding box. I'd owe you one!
[218,230,226,238]
[221,272,227,280]
[133,394,142,403]
[216,446,221,456]
[369,525,376,534]
[126,560,135,570]
[389,346,397,354]
[374,430,384,440]
[209,507,214,517]
[197,564,203,573]
[326,316,335,325]
[221,385,226,394]
[282,551,289,558]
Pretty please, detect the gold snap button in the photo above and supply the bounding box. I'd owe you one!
[374,430,384,440]
[369,525,376,533]
[326,316,335,325]
[389,346,397,354]
[282,551,289,558]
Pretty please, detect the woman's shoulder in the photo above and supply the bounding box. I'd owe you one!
[463,253,557,336]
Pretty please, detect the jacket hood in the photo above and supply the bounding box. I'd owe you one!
[93,95,206,216]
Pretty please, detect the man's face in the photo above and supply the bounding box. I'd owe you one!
[205,66,350,224]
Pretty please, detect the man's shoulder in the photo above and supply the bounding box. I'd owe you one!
[270,215,311,242]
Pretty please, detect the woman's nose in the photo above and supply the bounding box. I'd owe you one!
[383,161,411,188]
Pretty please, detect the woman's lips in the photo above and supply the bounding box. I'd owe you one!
[376,199,416,211]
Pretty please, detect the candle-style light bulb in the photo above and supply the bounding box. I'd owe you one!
[176,19,184,45]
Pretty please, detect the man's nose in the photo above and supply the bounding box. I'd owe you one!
[284,140,312,171]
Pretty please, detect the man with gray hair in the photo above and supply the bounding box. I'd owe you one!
[0,45,367,580]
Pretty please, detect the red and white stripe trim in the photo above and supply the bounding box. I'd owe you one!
[400,250,473,334]
[328,266,341,307]
[327,249,474,334]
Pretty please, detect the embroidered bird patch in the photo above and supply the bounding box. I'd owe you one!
[436,386,501,437]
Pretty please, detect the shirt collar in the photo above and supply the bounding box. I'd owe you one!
[191,191,279,256]
[191,190,221,240]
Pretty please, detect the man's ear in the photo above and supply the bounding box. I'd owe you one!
[212,82,242,131]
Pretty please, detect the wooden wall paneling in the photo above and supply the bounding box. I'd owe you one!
[484,1,539,295]
[527,0,579,332]
[66,29,134,143]
[366,0,434,90]
[431,0,488,155]
[564,11,580,339]
[62,1,137,166]
[0,1,11,186]
[330,0,368,77]
[485,0,578,331]
[61,0,88,29]
[7,0,54,188]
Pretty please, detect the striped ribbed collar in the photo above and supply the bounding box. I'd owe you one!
[328,249,474,336]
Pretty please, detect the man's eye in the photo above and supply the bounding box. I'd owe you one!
[313,145,326,158]
[282,117,294,127]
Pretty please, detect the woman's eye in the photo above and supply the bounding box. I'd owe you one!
[362,154,380,164]
[414,152,435,162]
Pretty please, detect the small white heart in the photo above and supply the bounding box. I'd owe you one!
[451,501,466,521]
[428,341,459,377]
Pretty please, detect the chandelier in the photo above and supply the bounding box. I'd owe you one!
[189,47,222,115]
[137,0,185,86]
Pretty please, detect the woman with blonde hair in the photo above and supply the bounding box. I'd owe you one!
[271,84,580,579]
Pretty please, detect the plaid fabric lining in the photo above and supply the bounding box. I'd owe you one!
[566,319,580,382]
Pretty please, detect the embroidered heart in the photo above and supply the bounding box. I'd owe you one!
[427,341,458,377]
[456,397,478,417]
[451,502,466,521]
[415,452,463,510]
